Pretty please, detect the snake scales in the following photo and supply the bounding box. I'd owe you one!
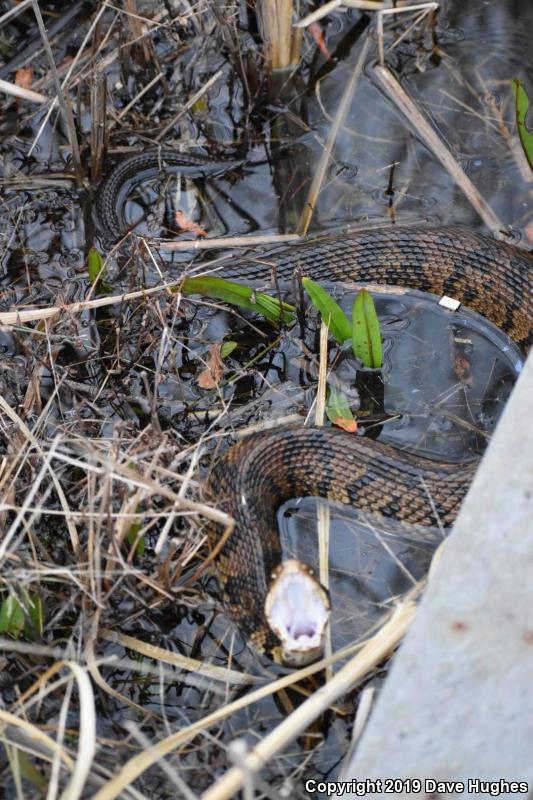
[96,153,533,663]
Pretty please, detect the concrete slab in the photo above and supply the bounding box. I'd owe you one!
[340,351,533,799]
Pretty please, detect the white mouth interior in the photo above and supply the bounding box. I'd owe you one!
[267,571,329,651]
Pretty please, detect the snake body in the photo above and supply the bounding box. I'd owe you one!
[203,226,532,660]
[96,154,533,661]
[94,150,245,240]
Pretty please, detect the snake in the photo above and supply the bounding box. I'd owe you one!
[94,150,248,240]
[96,152,533,664]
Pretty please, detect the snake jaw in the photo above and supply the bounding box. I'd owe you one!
[264,559,331,667]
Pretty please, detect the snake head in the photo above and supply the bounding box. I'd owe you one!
[264,559,331,667]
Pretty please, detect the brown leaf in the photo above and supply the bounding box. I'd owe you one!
[332,417,358,433]
[15,68,33,90]
[174,209,207,237]
[197,344,227,389]
[23,365,43,413]
[454,355,473,385]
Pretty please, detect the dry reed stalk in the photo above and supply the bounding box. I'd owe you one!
[86,635,368,800]
[297,35,372,235]
[55,662,96,800]
[30,0,83,184]
[257,0,300,70]
[100,630,259,686]
[200,601,417,800]
[155,68,224,141]
[315,322,332,675]
[295,0,391,28]
[0,78,46,103]
[27,1,108,157]
[122,0,155,66]
[0,396,80,551]
[0,0,33,25]
[158,232,300,250]
[90,67,108,184]
[373,64,506,235]
[0,708,74,769]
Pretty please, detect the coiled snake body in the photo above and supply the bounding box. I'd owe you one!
[96,154,533,663]
[204,226,532,662]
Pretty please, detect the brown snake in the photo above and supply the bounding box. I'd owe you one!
[202,225,532,664]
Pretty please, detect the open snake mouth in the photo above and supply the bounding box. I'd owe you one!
[265,560,331,666]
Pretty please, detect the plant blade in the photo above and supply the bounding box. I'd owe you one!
[352,289,383,368]
[512,79,533,171]
[0,595,24,637]
[87,246,105,284]
[177,276,294,324]
[302,277,351,344]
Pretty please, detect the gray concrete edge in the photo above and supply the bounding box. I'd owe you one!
[339,350,533,799]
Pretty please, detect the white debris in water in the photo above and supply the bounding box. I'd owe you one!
[439,295,462,311]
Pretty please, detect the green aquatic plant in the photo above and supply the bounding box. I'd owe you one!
[512,79,533,172]
[302,278,383,368]
[87,246,111,293]
[352,287,383,369]
[0,591,44,638]
[176,276,294,324]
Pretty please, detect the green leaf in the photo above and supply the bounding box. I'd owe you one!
[512,79,533,171]
[0,595,24,637]
[15,751,47,792]
[127,518,145,557]
[25,594,45,637]
[302,277,352,344]
[87,246,105,284]
[192,97,208,114]
[326,389,358,432]
[87,246,112,293]
[220,340,238,359]
[352,289,383,368]
[177,276,294,324]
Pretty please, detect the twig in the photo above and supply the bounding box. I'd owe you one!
[157,232,300,250]
[373,63,506,235]
[30,0,84,184]
[0,0,33,26]
[117,71,163,119]
[315,322,332,675]
[155,69,224,142]
[297,35,371,235]
[0,78,46,103]
[90,67,108,184]
[200,601,417,800]
[0,281,180,325]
